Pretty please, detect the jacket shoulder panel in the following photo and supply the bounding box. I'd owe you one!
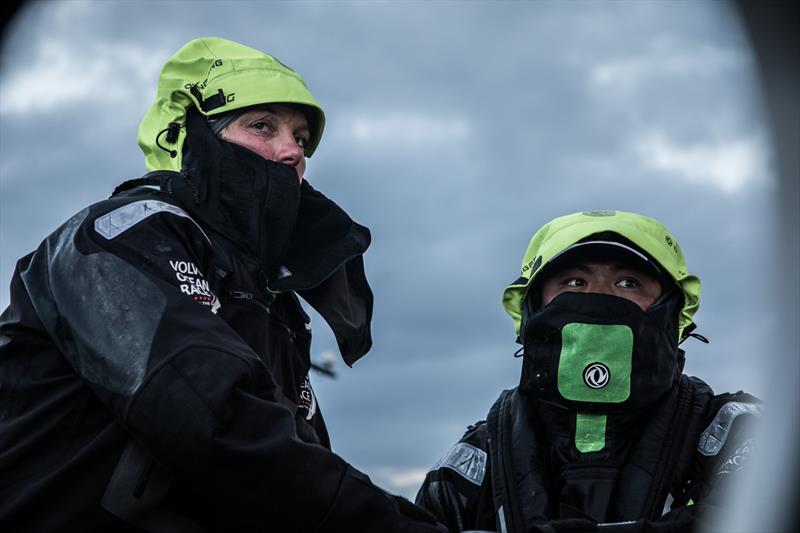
[676,391,762,509]
[697,397,762,457]
[18,190,224,398]
[94,198,211,244]
[20,206,169,397]
[417,422,489,531]
[432,441,487,486]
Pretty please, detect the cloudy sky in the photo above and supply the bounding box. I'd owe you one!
[0,0,779,499]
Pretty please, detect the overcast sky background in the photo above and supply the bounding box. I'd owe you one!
[0,0,779,499]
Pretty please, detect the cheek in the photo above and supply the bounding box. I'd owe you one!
[622,288,660,311]
[640,285,663,310]
[540,284,568,306]
[296,158,306,179]
[224,130,277,160]
[249,142,277,161]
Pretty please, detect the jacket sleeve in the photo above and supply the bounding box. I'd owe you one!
[19,200,444,533]
[416,422,492,532]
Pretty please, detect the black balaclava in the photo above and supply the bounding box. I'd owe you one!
[516,236,685,520]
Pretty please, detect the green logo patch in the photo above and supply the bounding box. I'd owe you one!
[558,323,632,403]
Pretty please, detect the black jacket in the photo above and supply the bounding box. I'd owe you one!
[416,378,760,533]
[0,114,444,532]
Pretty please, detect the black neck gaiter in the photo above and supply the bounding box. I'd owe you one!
[179,107,302,278]
[520,291,682,413]
[518,290,683,520]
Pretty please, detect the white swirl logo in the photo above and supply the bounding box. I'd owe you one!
[583,363,611,389]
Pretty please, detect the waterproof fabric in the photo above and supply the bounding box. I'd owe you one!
[419,211,755,533]
[502,210,701,340]
[416,381,761,533]
[0,79,444,532]
[166,108,374,363]
[519,291,684,412]
[139,37,325,173]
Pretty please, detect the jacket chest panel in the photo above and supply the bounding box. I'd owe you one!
[216,291,311,403]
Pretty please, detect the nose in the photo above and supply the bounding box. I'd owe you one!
[586,281,616,298]
[275,132,304,168]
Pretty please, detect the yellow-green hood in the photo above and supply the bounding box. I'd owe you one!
[502,210,701,340]
[138,37,325,172]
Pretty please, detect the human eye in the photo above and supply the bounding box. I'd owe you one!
[565,277,586,288]
[249,119,275,133]
[295,135,308,148]
[616,277,641,289]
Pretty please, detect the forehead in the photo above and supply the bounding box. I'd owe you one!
[551,260,652,275]
[544,248,657,278]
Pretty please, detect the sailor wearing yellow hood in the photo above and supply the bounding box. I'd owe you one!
[0,37,446,533]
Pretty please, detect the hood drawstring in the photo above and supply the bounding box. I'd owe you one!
[155,123,181,159]
[685,332,710,344]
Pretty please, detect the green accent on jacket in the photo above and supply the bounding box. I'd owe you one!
[575,413,607,453]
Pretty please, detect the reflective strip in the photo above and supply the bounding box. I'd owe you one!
[432,442,487,486]
[662,492,674,516]
[497,504,508,533]
[94,200,211,244]
[698,401,762,456]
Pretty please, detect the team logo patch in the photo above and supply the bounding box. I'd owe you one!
[718,438,756,476]
[298,374,317,420]
[583,362,611,389]
[169,260,219,313]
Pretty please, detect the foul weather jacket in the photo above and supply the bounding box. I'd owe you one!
[416,378,760,532]
[0,113,445,532]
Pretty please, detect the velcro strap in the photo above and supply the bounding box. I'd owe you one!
[190,85,227,113]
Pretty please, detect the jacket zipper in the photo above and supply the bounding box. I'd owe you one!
[222,291,300,341]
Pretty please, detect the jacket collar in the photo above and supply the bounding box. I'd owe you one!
[115,109,374,364]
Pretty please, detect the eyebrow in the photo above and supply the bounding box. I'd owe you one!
[241,109,310,132]
[557,262,647,275]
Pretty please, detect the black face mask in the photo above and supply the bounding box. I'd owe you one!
[519,290,683,414]
[179,107,302,277]
[517,290,685,519]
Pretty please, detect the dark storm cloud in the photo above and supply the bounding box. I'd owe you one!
[0,0,776,497]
